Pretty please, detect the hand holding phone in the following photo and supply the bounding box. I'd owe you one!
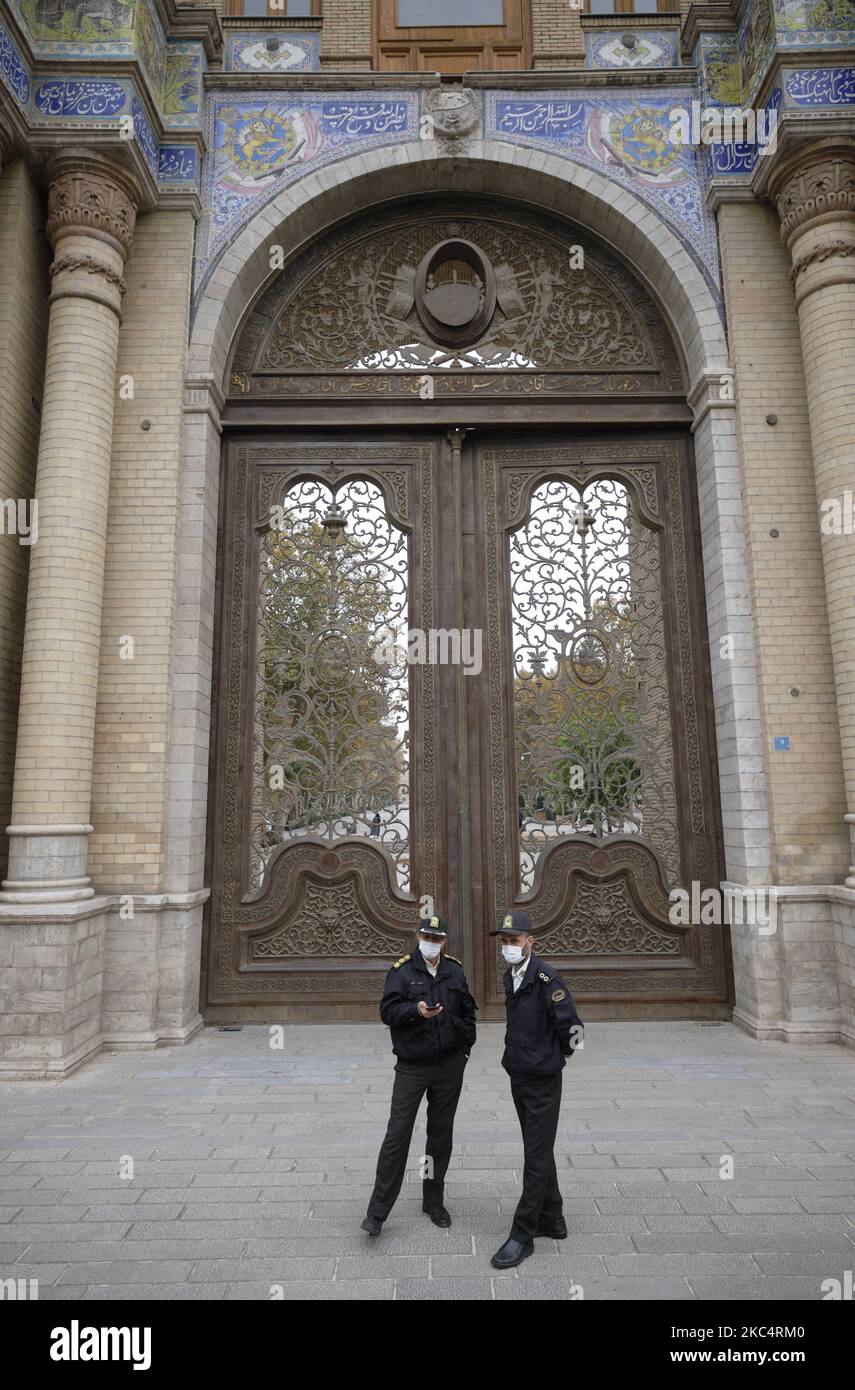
[417,1000,443,1018]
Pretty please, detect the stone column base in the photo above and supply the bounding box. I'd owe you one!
[727,882,855,1052]
[0,889,208,1079]
[1,824,94,902]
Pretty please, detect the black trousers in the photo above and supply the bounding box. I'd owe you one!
[509,1070,563,1241]
[367,1049,467,1220]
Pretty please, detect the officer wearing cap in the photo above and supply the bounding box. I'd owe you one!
[489,909,583,1269]
[361,913,477,1237]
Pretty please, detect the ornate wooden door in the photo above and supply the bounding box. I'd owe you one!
[203,428,730,1018]
[204,195,731,1018]
[464,432,730,1017]
[203,435,466,1017]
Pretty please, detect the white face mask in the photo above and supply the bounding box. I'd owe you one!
[419,939,443,961]
[502,944,525,964]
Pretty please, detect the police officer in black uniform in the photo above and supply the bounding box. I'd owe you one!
[361,913,477,1237]
[490,909,583,1269]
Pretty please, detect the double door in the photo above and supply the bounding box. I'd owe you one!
[202,429,731,1018]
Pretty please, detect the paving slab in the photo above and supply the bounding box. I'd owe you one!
[0,1020,853,1300]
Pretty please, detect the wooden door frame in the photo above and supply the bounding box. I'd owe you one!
[201,408,732,1020]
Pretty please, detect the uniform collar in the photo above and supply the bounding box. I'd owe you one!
[411,945,449,976]
[505,949,538,993]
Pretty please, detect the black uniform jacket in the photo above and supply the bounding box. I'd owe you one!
[380,948,477,1064]
[502,952,583,1078]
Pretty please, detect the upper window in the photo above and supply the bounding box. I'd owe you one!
[584,0,673,11]
[376,0,528,71]
[396,0,504,21]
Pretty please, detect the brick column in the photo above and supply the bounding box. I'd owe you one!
[771,142,855,884]
[1,151,138,904]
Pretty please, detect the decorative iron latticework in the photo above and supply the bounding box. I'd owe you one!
[251,475,411,891]
[511,476,679,893]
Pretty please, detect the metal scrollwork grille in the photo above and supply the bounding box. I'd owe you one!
[511,476,680,892]
[250,477,411,891]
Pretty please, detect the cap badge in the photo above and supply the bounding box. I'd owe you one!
[430,915,439,929]
[503,913,513,929]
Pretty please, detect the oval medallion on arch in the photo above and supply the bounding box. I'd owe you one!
[414,238,497,348]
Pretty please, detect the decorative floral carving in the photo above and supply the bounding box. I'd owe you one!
[257,217,655,373]
[250,878,408,958]
[536,877,681,955]
[49,252,127,293]
[231,200,683,393]
[47,168,137,256]
[790,237,855,281]
[775,149,855,242]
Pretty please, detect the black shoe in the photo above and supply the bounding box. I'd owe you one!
[423,1203,451,1228]
[491,1236,534,1269]
[360,1215,383,1236]
[536,1216,568,1239]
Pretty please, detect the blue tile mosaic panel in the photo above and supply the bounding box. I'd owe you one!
[195,93,417,291]
[225,29,320,73]
[585,29,678,70]
[0,15,30,105]
[784,65,855,102]
[485,90,719,291]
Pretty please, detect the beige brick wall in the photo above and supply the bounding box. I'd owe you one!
[717,199,848,883]
[89,209,196,892]
[320,0,372,67]
[0,160,49,877]
[532,0,584,67]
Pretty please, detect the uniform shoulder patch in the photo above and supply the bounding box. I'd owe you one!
[445,954,462,965]
[392,954,411,969]
[538,971,550,983]
[551,988,566,1003]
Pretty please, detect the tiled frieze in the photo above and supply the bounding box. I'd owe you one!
[485,89,719,287]
[584,29,679,71]
[694,0,855,180]
[224,28,320,73]
[194,91,416,288]
[3,1,204,197]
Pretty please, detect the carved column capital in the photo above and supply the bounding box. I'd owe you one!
[46,151,139,260]
[771,142,855,248]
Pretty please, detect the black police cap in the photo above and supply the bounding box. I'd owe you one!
[489,909,535,936]
[418,913,448,937]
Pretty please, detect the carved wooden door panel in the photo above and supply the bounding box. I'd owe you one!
[466,434,731,1017]
[203,436,462,1017]
[204,429,730,1017]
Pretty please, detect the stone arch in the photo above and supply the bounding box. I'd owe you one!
[169,141,771,997]
[189,140,729,393]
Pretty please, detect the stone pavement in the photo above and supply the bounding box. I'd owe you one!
[1,1020,854,1301]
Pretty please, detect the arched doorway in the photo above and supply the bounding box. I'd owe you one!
[200,195,732,1020]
